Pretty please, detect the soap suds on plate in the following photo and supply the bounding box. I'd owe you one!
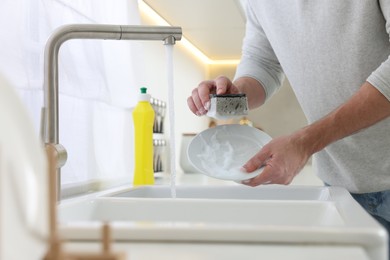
[196,127,262,180]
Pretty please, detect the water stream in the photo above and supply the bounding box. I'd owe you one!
[165,44,176,199]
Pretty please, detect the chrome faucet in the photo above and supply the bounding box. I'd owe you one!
[41,24,182,200]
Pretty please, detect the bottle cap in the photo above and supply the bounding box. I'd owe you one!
[138,87,151,102]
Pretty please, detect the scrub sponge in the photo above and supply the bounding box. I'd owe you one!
[206,94,248,120]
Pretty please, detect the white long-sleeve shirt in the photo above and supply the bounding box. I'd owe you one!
[235,0,390,193]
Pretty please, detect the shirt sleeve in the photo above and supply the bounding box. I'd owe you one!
[366,0,390,101]
[234,0,284,102]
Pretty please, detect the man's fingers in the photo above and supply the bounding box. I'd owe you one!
[215,76,239,95]
[187,76,240,116]
[187,96,200,116]
[242,165,274,186]
[215,76,229,94]
[188,80,216,116]
[242,148,270,173]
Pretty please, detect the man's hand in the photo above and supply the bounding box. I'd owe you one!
[187,76,239,116]
[241,131,312,186]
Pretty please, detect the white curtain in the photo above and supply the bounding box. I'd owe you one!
[0,0,145,193]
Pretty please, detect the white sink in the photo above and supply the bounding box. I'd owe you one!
[106,185,330,200]
[58,185,388,260]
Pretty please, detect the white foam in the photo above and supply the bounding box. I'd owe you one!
[196,127,261,180]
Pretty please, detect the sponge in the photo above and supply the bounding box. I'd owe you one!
[206,94,248,120]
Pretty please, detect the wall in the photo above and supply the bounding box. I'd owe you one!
[248,78,308,138]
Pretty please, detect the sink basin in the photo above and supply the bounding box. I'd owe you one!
[106,185,331,200]
[58,185,387,260]
[60,198,343,226]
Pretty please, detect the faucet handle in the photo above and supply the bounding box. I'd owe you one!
[45,143,68,169]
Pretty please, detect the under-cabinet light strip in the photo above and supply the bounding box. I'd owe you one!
[138,0,240,65]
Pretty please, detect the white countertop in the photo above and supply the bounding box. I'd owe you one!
[64,241,370,260]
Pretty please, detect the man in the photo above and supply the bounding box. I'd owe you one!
[187,0,390,240]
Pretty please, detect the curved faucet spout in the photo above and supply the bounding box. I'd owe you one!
[43,24,182,145]
[41,24,182,200]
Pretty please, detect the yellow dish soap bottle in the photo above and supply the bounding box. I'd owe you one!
[133,87,155,185]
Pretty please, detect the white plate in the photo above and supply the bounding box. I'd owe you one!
[187,125,272,181]
[0,74,48,259]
